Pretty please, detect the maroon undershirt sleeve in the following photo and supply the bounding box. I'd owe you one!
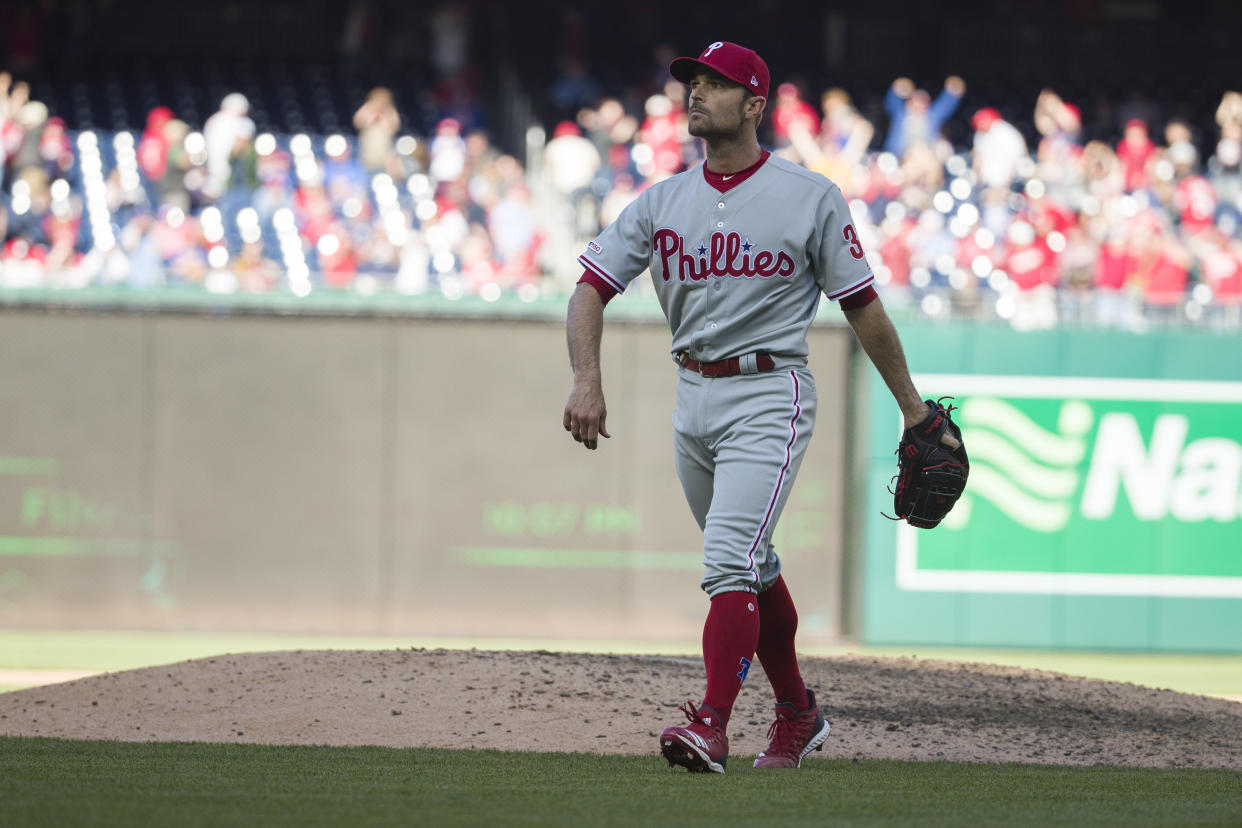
[577,269,619,306]
[838,284,878,311]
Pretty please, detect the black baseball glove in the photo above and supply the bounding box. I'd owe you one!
[889,398,969,529]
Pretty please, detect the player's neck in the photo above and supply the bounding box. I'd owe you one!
[702,134,763,175]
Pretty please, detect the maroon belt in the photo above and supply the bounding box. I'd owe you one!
[677,352,776,377]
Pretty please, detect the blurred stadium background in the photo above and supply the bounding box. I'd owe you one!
[1,0,1240,325]
[1,0,1240,666]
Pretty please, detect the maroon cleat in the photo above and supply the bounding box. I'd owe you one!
[659,701,729,774]
[752,689,831,769]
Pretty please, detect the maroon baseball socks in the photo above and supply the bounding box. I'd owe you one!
[699,577,812,731]
[699,590,760,729]
[756,575,811,710]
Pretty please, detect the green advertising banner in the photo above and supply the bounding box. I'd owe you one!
[902,376,1242,595]
[861,326,1242,652]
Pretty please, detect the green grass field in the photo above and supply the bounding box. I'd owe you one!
[3,630,1241,825]
[3,737,1241,828]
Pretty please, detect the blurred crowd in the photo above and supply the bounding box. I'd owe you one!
[549,75,1242,330]
[2,60,1242,329]
[0,71,541,300]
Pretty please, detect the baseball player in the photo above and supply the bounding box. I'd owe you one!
[563,41,952,773]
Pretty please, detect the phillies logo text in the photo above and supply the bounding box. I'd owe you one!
[653,229,795,282]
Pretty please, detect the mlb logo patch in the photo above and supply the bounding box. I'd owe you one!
[750,76,758,87]
[588,241,602,254]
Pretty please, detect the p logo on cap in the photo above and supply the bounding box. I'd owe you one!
[669,41,770,100]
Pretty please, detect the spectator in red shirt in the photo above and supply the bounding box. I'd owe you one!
[1174,174,1217,238]
[1095,232,1132,293]
[1196,228,1242,315]
[1116,118,1156,193]
[138,107,175,184]
[1004,219,1055,292]
[1093,215,1150,329]
[770,82,819,151]
[1123,210,1189,321]
[316,221,358,288]
[294,178,335,245]
[877,214,915,293]
[1003,219,1060,329]
[1142,235,1191,314]
[639,93,685,180]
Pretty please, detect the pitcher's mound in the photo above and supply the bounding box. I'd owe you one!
[3,649,1240,769]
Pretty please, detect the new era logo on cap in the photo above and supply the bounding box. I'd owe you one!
[669,41,770,100]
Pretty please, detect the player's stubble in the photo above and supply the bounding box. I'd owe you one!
[686,96,749,143]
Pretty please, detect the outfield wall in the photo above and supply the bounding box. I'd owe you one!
[860,323,1242,652]
[11,310,1236,651]
[0,311,854,644]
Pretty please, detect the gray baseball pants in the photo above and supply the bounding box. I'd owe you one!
[672,366,818,597]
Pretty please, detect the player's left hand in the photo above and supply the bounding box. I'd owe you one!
[891,398,969,528]
[903,404,960,449]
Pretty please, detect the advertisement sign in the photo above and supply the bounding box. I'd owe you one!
[860,325,1242,651]
[900,375,1242,598]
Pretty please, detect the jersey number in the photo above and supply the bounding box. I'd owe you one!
[843,224,865,259]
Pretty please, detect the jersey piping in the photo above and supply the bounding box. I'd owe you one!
[826,272,876,301]
[743,370,803,587]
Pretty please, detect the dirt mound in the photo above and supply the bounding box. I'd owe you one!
[3,649,1240,769]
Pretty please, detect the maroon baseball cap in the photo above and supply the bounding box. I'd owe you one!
[669,41,769,99]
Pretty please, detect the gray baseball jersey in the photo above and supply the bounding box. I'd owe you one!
[578,154,875,596]
[578,153,874,364]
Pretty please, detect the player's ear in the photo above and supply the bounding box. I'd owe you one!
[748,95,766,126]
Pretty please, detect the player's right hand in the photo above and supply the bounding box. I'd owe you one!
[563,382,611,450]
